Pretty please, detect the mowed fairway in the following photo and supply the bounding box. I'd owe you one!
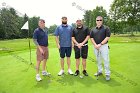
[0,35,140,93]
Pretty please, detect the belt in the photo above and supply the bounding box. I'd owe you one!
[74,43,88,46]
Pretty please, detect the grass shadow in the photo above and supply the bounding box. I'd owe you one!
[34,76,51,89]
[73,75,98,87]
[56,74,97,87]
[97,75,122,87]
[56,74,75,86]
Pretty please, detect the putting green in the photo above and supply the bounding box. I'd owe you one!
[0,36,140,93]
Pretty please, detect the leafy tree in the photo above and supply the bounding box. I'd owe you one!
[110,0,140,35]
[48,24,57,34]
[84,6,108,29]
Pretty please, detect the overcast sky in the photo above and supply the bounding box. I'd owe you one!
[0,0,113,27]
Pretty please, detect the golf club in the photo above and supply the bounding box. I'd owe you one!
[95,49,100,80]
[79,47,83,79]
[75,44,88,79]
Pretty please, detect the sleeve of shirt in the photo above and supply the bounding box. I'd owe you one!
[90,29,94,38]
[105,27,111,37]
[86,27,90,36]
[33,29,39,46]
[33,29,37,39]
[54,26,59,36]
[33,39,39,46]
[72,28,75,37]
[70,26,73,37]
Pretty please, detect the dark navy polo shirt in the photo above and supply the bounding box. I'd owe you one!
[33,28,48,47]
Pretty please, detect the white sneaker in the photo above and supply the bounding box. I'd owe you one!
[68,69,73,75]
[106,75,110,81]
[42,71,51,76]
[36,74,42,81]
[58,70,64,76]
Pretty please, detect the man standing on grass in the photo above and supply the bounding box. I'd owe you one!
[90,16,111,81]
[72,19,90,76]
[33,19,50,81]
[54,16,73,76]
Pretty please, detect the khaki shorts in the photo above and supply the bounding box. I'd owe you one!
[36,46,49,61]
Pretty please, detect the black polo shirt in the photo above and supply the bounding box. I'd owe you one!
[90,25,111,44]
[72,26,90,44]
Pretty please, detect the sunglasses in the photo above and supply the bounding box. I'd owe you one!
[96,20,102,21]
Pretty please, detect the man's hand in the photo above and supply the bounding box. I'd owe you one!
[97,44,102,49]
[57,44,60,49]
[77,43,83,49]
[39,46,44,55]
[94,44,101,49]
[94,44,99,49]
[55,36,60,49]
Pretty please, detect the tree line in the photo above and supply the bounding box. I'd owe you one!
[84,0,140,35]
[0,0,140,39]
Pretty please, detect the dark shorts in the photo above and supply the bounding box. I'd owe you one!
[59,47,72,58]
[36,46,49,61]
[74,45,88,59]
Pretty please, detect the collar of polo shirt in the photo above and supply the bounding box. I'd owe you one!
[77,25,83,29]
[62,24,68,27]
[96,25,103,29]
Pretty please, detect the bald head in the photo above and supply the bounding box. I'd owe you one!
[96,16,103,20]
[76,19,83,27]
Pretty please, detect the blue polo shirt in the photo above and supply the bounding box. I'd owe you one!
[54,24,72,47]
[33,28,48,47]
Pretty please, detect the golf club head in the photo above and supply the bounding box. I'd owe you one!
[96,76,99,80]
[61,74,65,77]
[47,74,51,78]
[80,75,83,79]
[47,73,51,75]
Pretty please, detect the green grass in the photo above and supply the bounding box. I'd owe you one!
[0,36,140,93]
